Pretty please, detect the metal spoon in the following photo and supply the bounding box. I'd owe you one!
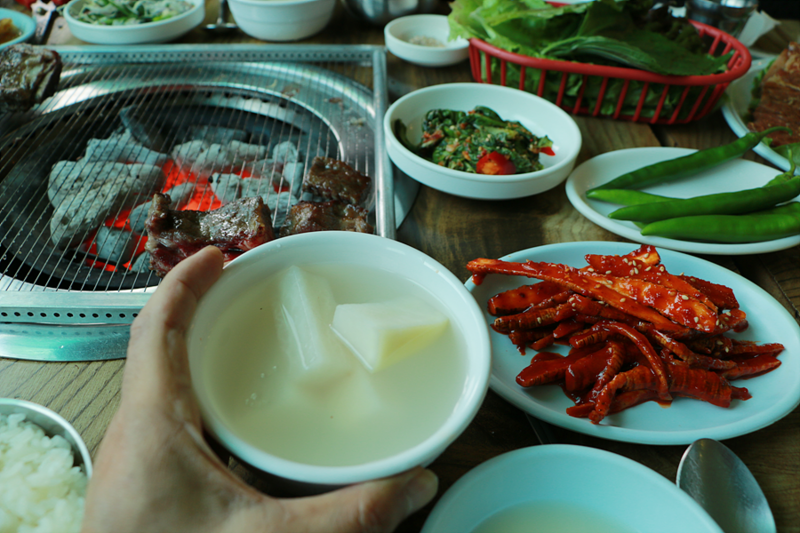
[204,0,237,33]
[677,438,776,533]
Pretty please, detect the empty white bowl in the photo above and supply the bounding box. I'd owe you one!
[0,9,35,49]
[64,0,205,44]
[227,0,335,42]
[385,83,583,200]
[384,14,469,67]
[187,231,491,493]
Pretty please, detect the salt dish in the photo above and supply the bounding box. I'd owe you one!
[64,0,205,44]
[385,83,582,200]
[384,14,468,67]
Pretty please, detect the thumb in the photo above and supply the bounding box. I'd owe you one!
[280,467,439,533]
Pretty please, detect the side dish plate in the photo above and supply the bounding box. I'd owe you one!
[721,58,792,171]
[565,147,800,255]
[465,241,800,445]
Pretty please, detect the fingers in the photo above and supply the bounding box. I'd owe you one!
[277,467,438,533]
[124,246,224,413]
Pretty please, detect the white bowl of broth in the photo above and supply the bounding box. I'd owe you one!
[188,231,491,491]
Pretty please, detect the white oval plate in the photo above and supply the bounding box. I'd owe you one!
[721,58,792,171]
[421,445,722,533]
[465,241,800,445]
[0,8,35,49]
[565,146,800,255]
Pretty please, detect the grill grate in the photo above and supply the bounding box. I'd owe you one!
[0,44,409,360]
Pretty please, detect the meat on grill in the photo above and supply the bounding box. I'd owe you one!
[145,193,275,276]
[48,161,165,248]
[303,156,371,205]
[748,41,800,148]
[0,44,62,114]
[280,200,373,237]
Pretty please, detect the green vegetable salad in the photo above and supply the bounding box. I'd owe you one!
[72,0,194,25]
[395,106,553,175]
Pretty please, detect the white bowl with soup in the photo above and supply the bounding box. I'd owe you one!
[188,231,491,491]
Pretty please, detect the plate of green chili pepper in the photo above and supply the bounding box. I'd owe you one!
[565,147,800,254]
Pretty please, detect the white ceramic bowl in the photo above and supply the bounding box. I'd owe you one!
[385,83,582,200]
[384,14,469,67]
[64,0,204,45]
[227,0,335,42]
[0,9,35,49]
[0,398,93,478]
[187,231,491,492]
[422,445,723,533]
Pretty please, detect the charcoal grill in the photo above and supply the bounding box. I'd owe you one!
[0,44,417,361]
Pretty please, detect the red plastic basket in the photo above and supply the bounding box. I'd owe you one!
[468,20,752,125]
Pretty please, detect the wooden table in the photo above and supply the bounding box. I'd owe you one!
[1,2,798,531]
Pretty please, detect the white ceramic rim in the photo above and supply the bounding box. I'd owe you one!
[384,14,469,51]
[0,9,35,48]
[190,231,492,485]
[228,0,325,6]
[64,0,203,33]
[384,83,582,186]
[0,397,93,478]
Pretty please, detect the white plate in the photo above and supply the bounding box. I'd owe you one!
[465,241,800,445]
[721,58,792,171]
[421,445,722,533]
[0,8,35,49]
[565,146,800,255]
[384,15,469,68]
[385,83,582,200]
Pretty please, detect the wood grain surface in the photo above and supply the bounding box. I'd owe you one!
[0,1,798,531]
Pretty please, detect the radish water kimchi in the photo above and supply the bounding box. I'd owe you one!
[467,245,784,424]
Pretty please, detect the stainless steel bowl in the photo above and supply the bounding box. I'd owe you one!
[342,0,441,26]
[0,398,93,478]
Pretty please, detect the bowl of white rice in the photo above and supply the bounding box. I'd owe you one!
[0,398,91,533]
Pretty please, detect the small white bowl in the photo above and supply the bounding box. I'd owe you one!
[0,9,35,49]
[227,0,335,42]
[64,0,204,45]
[0,398,92,478]
[187,231,491,492]
[384,14,469,67]
[385,83,583,200]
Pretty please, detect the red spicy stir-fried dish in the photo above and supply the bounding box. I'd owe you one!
[467,245,784,425]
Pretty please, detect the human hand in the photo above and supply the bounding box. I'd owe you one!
[81,246,438,533]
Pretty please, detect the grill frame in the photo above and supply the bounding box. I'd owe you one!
[0,44,409,360]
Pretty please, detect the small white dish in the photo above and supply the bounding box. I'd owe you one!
[421,445,722,533]
[385,83,582,200]
[565,146,800,254]
[384,14,468,67]
[722,57,792,171]
[64,0,205,44]
[466,241,800,445]
[0,8,35,49]
[227,0,335,42]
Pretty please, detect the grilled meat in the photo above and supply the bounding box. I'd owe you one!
[748,42,800,148]
[145,193,275,276]
[280,200,373,237]
[303,156,371,205]
[0,44,62,114]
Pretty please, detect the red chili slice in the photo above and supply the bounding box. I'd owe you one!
[476,151,516,175]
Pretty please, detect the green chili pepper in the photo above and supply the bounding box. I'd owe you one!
[588,126,792,192]
[640,210,800,243]
[608,177,800,223]
[586,188,671,206]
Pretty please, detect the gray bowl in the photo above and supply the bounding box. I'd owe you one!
[0,398,93,478]
[342,0,440,26]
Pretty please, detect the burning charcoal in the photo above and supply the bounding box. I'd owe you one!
[119,106,169,151]
[83,130,168,166]
[145,193,275,277]
[128,251,151,273]
[129,182,194,234]
[92,227,136,265]
[271,140,299,163]
[48,162,165,248]
[228,140,268,167]
[0,44,62,114]
[303,157,371,205]
[189,125,248,145]
[209,173,242,205]
[279,200,373,237]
